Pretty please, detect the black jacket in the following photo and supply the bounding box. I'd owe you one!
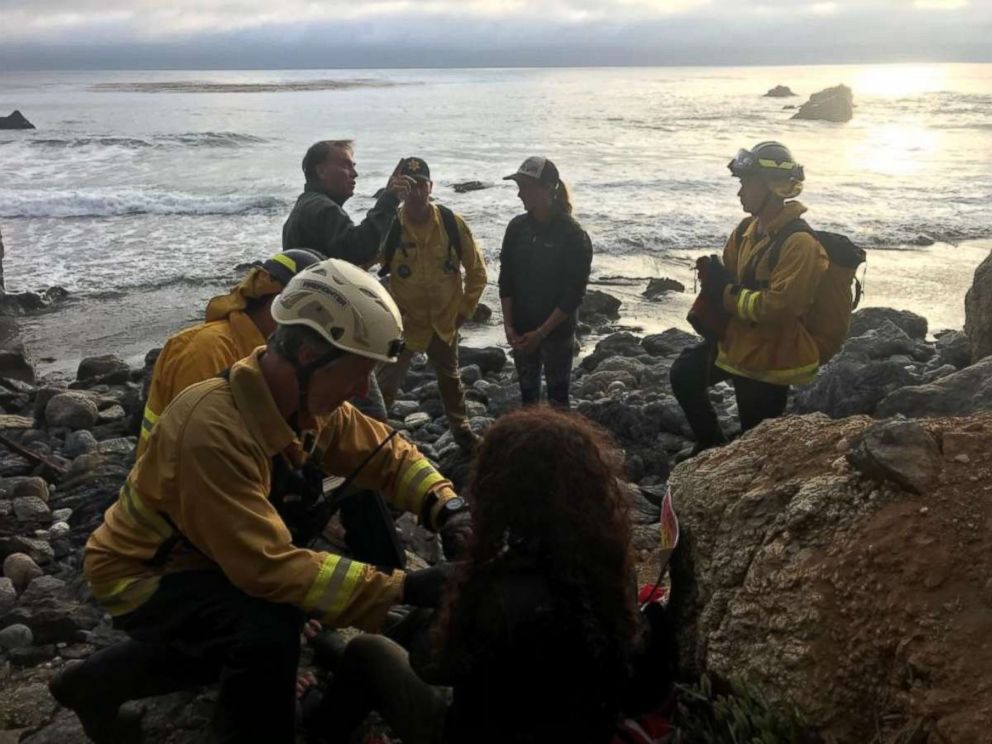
[282,182,399,265]
[498,212,593,339]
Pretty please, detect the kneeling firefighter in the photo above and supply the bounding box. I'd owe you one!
[672,141,858,457]
[51,259,471,744]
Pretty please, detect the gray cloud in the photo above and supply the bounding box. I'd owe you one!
[0,0,987,69]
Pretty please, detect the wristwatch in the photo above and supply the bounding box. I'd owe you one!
[439,496,468,525]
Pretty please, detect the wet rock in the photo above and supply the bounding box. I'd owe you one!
[0,286,69,316]
[45,392,99,430]
[765,85,796,97]
[459,364,482,386]
[404,412,431,429]
[75,354,130,385]
[580,289,621,320]
[580,332,644,371]
[0,110,35,129]
[1,575,101,644]
[3,552,44,594]
[0,576,15,614]
[61,429,98,458]
[911,234,936,247]
[389,400,421,420]
[97,437,135,457]
[13,496,51,523]
[848,307,928,341]
[876,356,992,418]
[847,419,941,494]
[12,476,50,503]
[457,346,506,376]
[574,369,638,399]
[642,328,698,357]
[97,404,127,423]
[933,330,971,370]
[791,84,854,123]
[642,277,685,300]
[964,248,992,363]
[0,348,35,384]
[452,180,490,193]
[470,302,493,323]
[0,622,33,650]
[478,382,520,418]
[33,386,66,422]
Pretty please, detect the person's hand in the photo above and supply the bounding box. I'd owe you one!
[300,619,322,646]
[517,330,543,354]
[505,324,522,348]
[385,159,415,201]
[296,671,318,700]
[403,563,458,608]
[440,511,473,560]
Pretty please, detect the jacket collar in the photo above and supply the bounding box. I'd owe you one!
[228,348,299,457]
[304,180,346,207]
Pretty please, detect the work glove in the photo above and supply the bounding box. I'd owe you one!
[439,511,474,560]
[700,254,733,302]
[402,563,458,608]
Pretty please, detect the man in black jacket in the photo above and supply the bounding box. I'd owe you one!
[283,140,414,265]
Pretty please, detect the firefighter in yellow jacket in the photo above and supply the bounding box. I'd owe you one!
[135,248,322,460]
[51,259,470,744]
[376,157,487,450]
[671,141,829,457]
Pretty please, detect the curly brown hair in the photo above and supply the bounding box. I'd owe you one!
[438,406,641,667]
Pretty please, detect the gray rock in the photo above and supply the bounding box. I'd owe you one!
[458,346,506,376]
[0,348,36,384]
[876,356,992,418]
[0,682,59,731]
[390,400,421,419]
[765,85,796,97]
[0,536,54,566]
[922,364,958,383]
[934,330,972,370]
[452,180,490,193]
[61,429,98,458]
[12,476,50,503]
[52,507,72,522]
[403,412,431,429]
[0,576,15,615]
[792,355,918,418]
[964,248,992,363]
[45,392,99,430]
[575,369,638,399]
[0,622,33,650]
[848,307,928,341]
[642,328,698,357]
[1,575,101,644]
[13,496,51,523]
[642,277,685,300]
[2,552,43,593]
[791,84,854,122]
[580,332,643,371]
[97,437,135,456]
[594,356,646,383]
[465,400,488,418]
[483,383,521,418]
[847,419,941,494]
[842,320,919,360]
[97,404,127,423]
[579,289,621,320]
[33,386,66,422]
[76,354,130,384]
[48,521,71,540]
[459,364,482,386]
[469,302,493,323]
[0,109,35,130]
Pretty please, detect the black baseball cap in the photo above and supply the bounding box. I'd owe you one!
[398,157,431,182]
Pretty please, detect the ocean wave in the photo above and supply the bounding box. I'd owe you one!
[0,131,268,150]
[0,189,285,218]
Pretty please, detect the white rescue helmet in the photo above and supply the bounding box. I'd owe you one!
[271,258,405,363]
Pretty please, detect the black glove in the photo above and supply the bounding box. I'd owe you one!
[439,511,473,560]
[700,254,733,302]
[402,563,458,608]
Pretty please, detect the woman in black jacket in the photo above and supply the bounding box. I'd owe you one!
[498,157,592,409]
[307,407,641,744]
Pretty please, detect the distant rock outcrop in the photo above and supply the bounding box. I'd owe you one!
[451,181,490,194]
[791,85,854,123]
[764,85,796,98]
[964,249,992,363]
[0,111,35,130]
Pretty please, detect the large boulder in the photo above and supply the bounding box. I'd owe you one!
[964,248,992,363]
[45,391,100,430]
[0,575,101,644]
[579,289,621,321]
[457,346,506,376]
[791,84,854,123]
[792,356,918,418]
[846,419,941,494]
[75,354,130,385]
[0,347,35,384]
[876,356,992,418]
[0,110,35,130]
[848,307,928,341]
[934,329,972,370]
[580,332,644,371]
[764,85,796,98]
[668,412,992,743]
[642,277,685,300]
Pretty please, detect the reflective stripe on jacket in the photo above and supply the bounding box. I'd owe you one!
[716,201,829,386]
[382,204,487,352]
[135,311,264,460]
[87,348,457,630]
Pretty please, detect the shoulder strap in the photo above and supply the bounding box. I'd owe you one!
[437,204,463,262]
[378,218,404,276]
[733,217,753,247]
[766,218,814,276]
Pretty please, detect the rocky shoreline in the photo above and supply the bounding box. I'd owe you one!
[0,247,990,742]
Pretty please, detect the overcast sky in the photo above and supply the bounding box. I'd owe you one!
[0,0,988,70]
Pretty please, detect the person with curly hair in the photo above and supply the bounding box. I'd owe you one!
[306,407,641,744]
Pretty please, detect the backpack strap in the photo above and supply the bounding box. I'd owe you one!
[378,205,462,277]
[732,216,753,247]
[437,204,463,264]
[377,218,404,277]
[765,218,814,279]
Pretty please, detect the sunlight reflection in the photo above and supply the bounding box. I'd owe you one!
[852,64,948,98]
[850,123,942,176]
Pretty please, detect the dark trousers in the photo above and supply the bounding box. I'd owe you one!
[74,571,304,744]
[511,332,575,409]
[309,635,446,744]
[670,341,790,448]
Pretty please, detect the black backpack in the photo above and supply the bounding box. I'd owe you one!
[378,204,462,277]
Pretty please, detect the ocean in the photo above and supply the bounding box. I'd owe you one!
[1,64,990,375]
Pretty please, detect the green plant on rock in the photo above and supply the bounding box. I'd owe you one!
[673,674,823,744]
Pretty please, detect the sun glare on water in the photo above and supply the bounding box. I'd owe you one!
[852,64,948,99]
